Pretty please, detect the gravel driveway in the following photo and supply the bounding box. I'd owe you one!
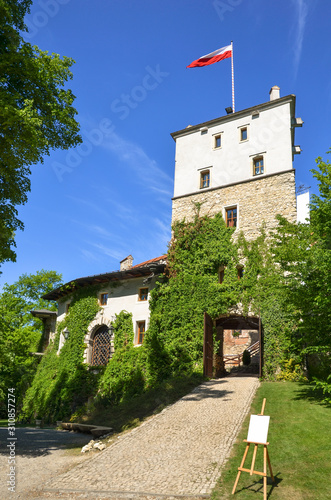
[0,427,92,499]
[0,375,259,499]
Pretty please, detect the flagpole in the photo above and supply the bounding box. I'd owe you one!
[231,40,235,112]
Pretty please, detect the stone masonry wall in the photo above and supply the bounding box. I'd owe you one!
[172,170,297,240]
[223,329,259,355]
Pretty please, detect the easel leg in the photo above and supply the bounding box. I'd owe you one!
[232,443,250,495]
[250,444,258,475]
[263,445,267,500]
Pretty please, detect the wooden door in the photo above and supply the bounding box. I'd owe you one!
[203,312,214,377]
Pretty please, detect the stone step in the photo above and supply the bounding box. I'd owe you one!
[60,422,113,438]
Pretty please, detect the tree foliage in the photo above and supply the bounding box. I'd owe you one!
[0,0,81,266]
[0,270,62,415]
[270,153,331,399]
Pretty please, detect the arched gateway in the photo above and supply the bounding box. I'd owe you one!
[203,313,263,378]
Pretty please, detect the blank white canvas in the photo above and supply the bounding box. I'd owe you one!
[247,415,270,444]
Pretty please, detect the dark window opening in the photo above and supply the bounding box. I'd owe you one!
[226,207,237,228]
[100,293,108,306]
[137,321,145,344]
[91,325,112,366]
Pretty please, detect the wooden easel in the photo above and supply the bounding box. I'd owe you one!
[232,398,274,500]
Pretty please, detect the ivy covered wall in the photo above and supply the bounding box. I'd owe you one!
[22,206,309,421]
[21,290,100,421]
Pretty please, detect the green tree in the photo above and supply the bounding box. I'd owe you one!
[0,270,62,414]
[237,227,298,379]
[271,153,331,398]
[0,0,81,266]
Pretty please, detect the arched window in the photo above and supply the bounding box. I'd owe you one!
[91,325,112,366]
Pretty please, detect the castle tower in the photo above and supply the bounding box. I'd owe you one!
[171,87,303,240]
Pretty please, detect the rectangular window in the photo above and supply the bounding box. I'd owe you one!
[100,293,108,306]
[226,207,237,228]
[237,267,244,279]
[65,303,70,314]
[219,267,225,284]
[214,134,222,149]
[137,321,145,344]
[138,287,148,301]
[240,126,248,142]
[200,170,210,189]
[253,156,264,176]
[232,330,241,337]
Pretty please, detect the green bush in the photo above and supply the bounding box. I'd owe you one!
[21,292,100,422]
[242,350,251,366]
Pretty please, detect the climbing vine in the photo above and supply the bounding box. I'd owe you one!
[98,311,147,403]
[21,288,100,422]
[113,310,134,350]
[144,211,241,383]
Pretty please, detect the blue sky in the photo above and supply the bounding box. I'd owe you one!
[1,0,330,287]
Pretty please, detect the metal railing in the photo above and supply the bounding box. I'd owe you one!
[223,341,260,367]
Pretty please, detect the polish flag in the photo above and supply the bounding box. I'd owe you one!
[187,44,232,68]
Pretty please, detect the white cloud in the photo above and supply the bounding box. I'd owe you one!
[101,130,173,193]
[66,196,110,218]
[291,0,309,78]
[80,249,101,262]
[88,241,125,262]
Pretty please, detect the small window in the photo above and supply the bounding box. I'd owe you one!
[219,267,225,284]
[65,303,70,314]
[240,127,248,142]
[225,207,237,228]
[139,287,148,301]
[200,170,210,189]
[232,330,241,337]
[237,267,244,279]
[253,156,264,176]
[214,134,222,149]
[100,293,108,306]
[137,321,145,344]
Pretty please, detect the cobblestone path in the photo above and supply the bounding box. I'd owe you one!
[39,376,259,499]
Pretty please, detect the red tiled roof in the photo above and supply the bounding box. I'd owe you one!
[131,255,167,269]
[42,255,168,301]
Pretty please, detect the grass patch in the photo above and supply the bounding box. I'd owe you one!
[79,372,205,433]
[212,381,331,500]
[0,419,54,429]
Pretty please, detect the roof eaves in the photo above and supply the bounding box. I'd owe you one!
[170,95,296,140]
[42,258,167,301]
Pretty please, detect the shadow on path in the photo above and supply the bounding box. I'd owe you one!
[0,427,91,457]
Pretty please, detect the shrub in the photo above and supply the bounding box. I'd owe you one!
[242,350,251,366]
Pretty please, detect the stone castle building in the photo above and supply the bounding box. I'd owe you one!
[35,86,305,368]
[171,85,304,238]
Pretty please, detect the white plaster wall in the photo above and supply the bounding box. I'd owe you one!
[173,101,293,198]
[297,191,310,223]
[100,276,153,344]
[57,301,67,323]
[56,275,156,347]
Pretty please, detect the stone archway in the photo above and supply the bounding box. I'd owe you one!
[84,317,113,364]
[203,314,263,378]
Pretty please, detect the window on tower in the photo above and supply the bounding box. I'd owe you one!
[253,156,264,176]
[200,170,210,189]
[225,206,237,228]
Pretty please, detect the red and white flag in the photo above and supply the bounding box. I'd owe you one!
[187,44,232,68]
